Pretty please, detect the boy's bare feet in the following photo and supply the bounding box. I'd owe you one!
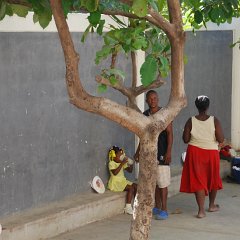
[208,204,220,212]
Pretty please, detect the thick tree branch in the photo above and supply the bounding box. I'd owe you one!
[96,75,132,97]
[95,75,140,112]
[49,0,148,136]
[165,0,187,114]
[167,0,183,25]
[147,6,175,39]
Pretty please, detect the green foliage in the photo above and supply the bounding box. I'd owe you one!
[99,0,130,12]
[94,20,149,66]
[97,84,107,93]
[88,11,101,27]
[81,0,99,12]
[0,0,239,88]
[11,4,30,17]
[140,55,158,86]
[0,0,7,20]
[182,0,240,29]
[95,45,113,64]
[97,68,126,89]
[27,0,52,28]
[106,68,126,81]
[0,0,30,20]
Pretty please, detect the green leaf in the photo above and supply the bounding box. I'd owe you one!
[163,43,171,53]
[110,15,127,27]
[132,36,148,50]
[81,24,92,43]
[97,84,107,93]
[109,75,118,85]
[160,70,168,78]
[148,0,158,12]
[209,8,220,22]
[140,55,158,86]
[132,0,147,17]
[159,56,168,67]
[0,1,7,20]
[97,19,105,35]
[73,0,81,10]
[11,4,30,18]
[61,0,72,17]
[159,55,170,77]
[33,12,38,23]
[230,0,239,9]
[107,68,125,80]
[5,4,13,16]
[156,0,166,12]
[88,11,101,27]
[187,0,201,9]
[95,45,112,64]
[194,10,203,24]
[38,11,52,29]
[152,42,163,53]
[82,0,99,12]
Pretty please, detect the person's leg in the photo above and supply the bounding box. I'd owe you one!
[124,185,134,214]
[155,185,161,209]
[194,190,206,218]
[155,166,170,220]
[208,189,220,212]
[124,184,133,204]
[133,183,137,198]
[159,187,168,211]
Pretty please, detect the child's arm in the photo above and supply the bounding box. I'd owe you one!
[111,158,128,176]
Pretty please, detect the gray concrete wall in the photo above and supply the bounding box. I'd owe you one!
[0,32,135,217]
[0,30,232,217]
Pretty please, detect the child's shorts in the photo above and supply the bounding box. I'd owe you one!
[156,165,171,188]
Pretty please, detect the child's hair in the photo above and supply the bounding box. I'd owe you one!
[108,146,123,161]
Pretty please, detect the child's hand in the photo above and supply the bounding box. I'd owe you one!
[122,157,128,165]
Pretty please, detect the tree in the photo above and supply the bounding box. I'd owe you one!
[1,0,239,239]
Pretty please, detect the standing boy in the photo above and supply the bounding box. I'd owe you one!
[135,90,173,220]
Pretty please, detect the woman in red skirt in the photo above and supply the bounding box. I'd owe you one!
[180,95,224,218]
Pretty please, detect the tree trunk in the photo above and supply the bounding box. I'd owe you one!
[49,1,186,240]
[130,131,158,240]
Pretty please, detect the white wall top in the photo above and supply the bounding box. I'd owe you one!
[0,12,127,32]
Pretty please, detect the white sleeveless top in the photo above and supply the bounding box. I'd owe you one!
[189,116,218,150]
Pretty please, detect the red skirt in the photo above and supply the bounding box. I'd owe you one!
[180,145,223,196]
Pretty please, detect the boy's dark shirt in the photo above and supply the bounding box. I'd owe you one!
[143,109,169,165]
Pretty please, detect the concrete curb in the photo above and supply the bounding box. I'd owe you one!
[0,160,230,240]
[0,191,126,240]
